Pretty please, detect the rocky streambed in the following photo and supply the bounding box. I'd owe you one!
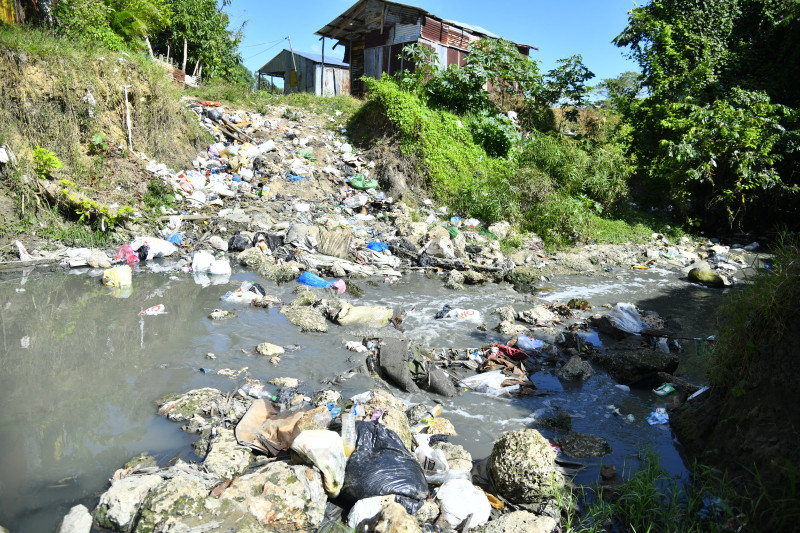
[0,99,769,532]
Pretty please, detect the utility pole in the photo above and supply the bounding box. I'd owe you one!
[287,35,297,71]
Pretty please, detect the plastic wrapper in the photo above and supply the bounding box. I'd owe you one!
[290,429,346,497]
[607,303,644,334]
[340,421,428,509]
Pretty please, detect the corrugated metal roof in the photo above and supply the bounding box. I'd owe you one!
[316,0,535,50]
[258,49,348,75]
[440,19,498,39]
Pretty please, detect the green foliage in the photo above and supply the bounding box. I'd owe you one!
[33,146,63,178]
[89,133,109,155]
[542,54,595,123]
[143,179,175,213]
[467,112,520,157]
[662,88,797,227]
[154,0,244,81]
[710,237,800,390]
[614,0,800,232]
[54,0,125,50]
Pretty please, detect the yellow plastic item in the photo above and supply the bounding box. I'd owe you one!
[102,265,132,287]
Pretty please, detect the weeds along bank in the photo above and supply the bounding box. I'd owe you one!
[0,26,209,245]
[347,75,633,246]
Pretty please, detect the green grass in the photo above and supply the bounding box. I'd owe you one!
[588,209,692,245]
[709,236,799,389]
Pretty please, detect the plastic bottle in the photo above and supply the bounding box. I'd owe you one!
[413,405,443,432]
[341,412,356,458]
[413,433,449,473]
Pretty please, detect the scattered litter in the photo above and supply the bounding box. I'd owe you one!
[647,407,669,425]
[139,304,166,316]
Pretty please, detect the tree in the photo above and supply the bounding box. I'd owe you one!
[542,54,595,122]
[614,0,800,230]
[153,0,244,80]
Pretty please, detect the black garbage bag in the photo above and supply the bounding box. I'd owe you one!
[228,232,251,252]
[252,232,283,251]
[434,304,452,319]
[418,252,433,267]
[340,421,428,510]
[135,244,150,262]
[248,282,267,298]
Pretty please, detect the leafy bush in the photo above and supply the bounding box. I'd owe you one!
[467,112,520,157]
[33,146,63,178]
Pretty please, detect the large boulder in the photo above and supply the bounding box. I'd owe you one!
[557,431,612,457]
[433,442,472,472]
[482,511,556,533]
[356,501,421,533]
[219,461,327,531]
[280,305,328,332]
[489,429,563,504]
[58,504,92,533]
[588,349,679,385]
[94,475,163,531]
[688,267,728,287]
[556,356,595,382]
[202,428,252,479]
[136,475,210,531]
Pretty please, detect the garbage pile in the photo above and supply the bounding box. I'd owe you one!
[82,382,566,532]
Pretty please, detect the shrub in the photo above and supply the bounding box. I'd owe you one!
[467,112,520,158]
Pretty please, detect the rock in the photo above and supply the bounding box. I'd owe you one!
[124,453,157,470]
[519,306,557,324]
[336,302,393,326]
[209,235,228,251]
[497,320,530,336]
[414,499,440,524]
[94,474,163,530]
[318,228,353,259]
[58,504,92,533]
[688,267,726,287]
[136,474,211,531]
[381,409,415,452]
[482,511,557,533]
[209,309,236,320]
[378,338,420,393]
[425,227,455,259]
[427,418,458,436]
[462,270,486,284]
[280,305,328,332]
[488,221,511,240]
[495,305,518,323]
[269,377,299,388]
[400,222,428,245]
[557,356,595,381]
[218,461,327,531]
[203,428,252,479]
[356,501,421,533]
[257,342,285,356]
[537,409,572,432]
[365,388,409,414]
[311,389,342,407]
[289,288,318,307]
[489,429,563,504]
[433,442,472,472]
[588,349,679,385]
[157,388,222,422]
[506,264,548,290]
[445,269,464,290]
[238,246,272,271]
[557,431,612,457]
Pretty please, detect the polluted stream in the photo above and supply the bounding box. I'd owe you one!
[0,263,726,531]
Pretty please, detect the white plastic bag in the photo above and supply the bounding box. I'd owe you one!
[290,429,346,497]
[444,308,481,321]
[607,303,644,334]
[413,433,449,473]
[135,237,177,260]
[516,334,544,353]
[436,478,491,529]
[462,369,520,396]
[191,251,215,273]
[347,496,387,529]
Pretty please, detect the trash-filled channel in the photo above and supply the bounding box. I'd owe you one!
[0,261,727,531]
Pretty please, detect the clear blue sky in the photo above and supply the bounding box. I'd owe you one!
[227,0,640,84]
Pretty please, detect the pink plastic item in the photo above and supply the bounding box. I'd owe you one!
[115,244,139,266]
[331,279,346,294]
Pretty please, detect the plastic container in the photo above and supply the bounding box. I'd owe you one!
[341,412,356,458]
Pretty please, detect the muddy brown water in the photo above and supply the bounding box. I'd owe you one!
[0,263,728,531]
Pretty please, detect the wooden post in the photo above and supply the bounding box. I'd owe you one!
[192,58,200,77]
[166,43,170,64]
[321,36,325,97]
[123,85,133,152]
[182,38,187,72]
[144,36,154,58]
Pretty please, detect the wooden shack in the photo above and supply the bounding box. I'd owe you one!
[316,0,534,95]
[257,49,350,96]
